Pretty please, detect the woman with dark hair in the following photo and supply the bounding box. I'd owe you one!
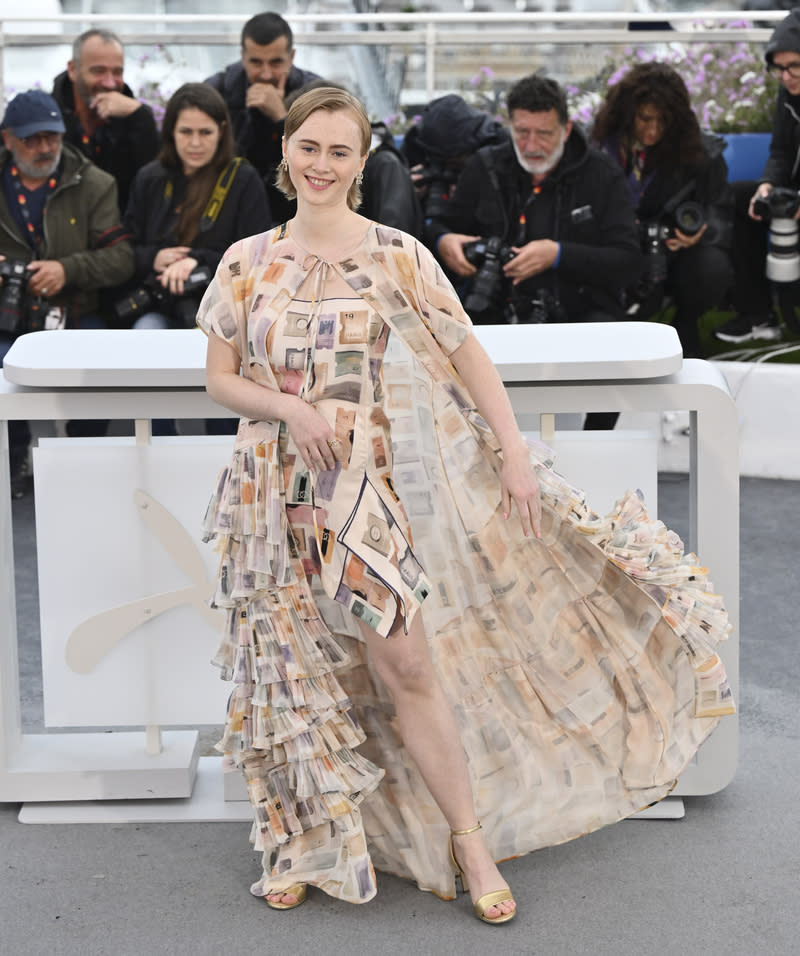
[121,82,269,329]
[197,86,733,923]
[592,62,734,356]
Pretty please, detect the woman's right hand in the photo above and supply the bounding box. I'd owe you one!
[154,246,192,273]
[284,397,339,471]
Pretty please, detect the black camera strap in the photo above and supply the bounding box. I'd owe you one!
[662,178,697,215]
[199,157,243,233]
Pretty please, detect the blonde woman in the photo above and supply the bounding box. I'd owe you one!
[197,87,734,924]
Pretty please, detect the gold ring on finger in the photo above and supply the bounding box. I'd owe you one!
[327,438,341,447]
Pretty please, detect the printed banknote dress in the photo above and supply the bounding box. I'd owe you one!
[197,221,735,904]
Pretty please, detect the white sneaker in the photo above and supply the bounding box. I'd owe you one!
[713,314,782,343]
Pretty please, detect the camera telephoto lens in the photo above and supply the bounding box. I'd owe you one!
[766,218,800,283]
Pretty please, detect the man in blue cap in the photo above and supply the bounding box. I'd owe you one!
[0,89,133,336]
[0,89,134,495]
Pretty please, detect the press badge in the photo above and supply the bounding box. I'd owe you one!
[571,205,594,224]
[44,306,67,330]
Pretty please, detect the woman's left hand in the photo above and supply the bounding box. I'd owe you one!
[501,445,542,539]
[665,223,707,251]
[159,257,199,296]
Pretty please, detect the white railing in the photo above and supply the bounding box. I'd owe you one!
[0,10,788,109]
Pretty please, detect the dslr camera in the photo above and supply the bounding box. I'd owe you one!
[752,186,800,283]
[416,160,461,222]
[638,200,707,289]
[511,288,567,325]
[0,259,66,335]
[461,236,516,316]
[114,265,212,327]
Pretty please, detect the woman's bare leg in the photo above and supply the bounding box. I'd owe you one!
[358,611,515,918]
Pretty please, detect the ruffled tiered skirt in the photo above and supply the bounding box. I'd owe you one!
[202,429,734,903]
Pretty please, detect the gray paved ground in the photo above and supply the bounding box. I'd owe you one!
[2,474,798,956]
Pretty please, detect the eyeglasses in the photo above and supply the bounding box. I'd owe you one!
[767,61,800,79]
[17,131,62,149]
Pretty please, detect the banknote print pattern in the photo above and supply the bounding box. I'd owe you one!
[197,223,734,903]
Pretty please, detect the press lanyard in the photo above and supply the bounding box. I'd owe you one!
[517,184,542,244]
[9,164,58,250]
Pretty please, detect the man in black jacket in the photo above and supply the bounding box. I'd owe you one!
[205,12,322,224]
[51,28,159,215]
[428,75,641,332]
[715,9,800,343]
[429,75,641,429]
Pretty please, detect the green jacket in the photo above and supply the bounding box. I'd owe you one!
[0,142,134,320]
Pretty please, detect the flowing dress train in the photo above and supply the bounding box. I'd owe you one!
[197,222,734,902]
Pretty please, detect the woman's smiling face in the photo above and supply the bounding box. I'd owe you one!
[283,108,366,208]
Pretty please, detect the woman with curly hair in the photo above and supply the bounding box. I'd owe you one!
[592,61,734,356]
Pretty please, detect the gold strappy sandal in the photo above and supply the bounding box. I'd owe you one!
[449,823,516,925]
[264,884,307,910]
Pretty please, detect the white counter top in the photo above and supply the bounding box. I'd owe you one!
[2,321,682,389]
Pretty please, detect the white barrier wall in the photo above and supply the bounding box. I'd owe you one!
[35,437,232,729]
[0,327,739,821]
[620,361,800,480]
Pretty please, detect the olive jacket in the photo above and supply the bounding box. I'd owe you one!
[0,142,134,321]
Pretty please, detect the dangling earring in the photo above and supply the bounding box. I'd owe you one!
[279,157,288,172]
[356,171,363,186]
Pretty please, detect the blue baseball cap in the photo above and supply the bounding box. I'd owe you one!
[2,90,66,139]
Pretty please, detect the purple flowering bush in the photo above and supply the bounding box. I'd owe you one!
[386,23,778,136]
[567,22,779,134]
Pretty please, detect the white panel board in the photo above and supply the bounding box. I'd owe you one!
[34,436,234,727]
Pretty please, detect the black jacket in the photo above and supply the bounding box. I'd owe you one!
[360,122,423,238]
[606,131,733,248]
[123,158,270,279]
[763,90,800,187]
[428,123,642,322]
[762,10,800,186]
[51,71,160,215]
[204,61,320,223]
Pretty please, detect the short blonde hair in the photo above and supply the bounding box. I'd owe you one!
[276,86,371,211]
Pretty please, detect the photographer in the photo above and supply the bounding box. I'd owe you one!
[592,62,735,358]
[715,8,800,344]
[402,93,508,235]
[0,89,134,495]
[122,84,269,330]
[427,75,641,338]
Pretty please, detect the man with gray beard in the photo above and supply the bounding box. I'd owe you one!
[0,90,134,495]
[0,90,133,337]
[427,74,641,430]
[428,74,641,332]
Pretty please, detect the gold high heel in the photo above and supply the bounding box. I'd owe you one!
[264,883,307,910]
[449,823,516,925]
